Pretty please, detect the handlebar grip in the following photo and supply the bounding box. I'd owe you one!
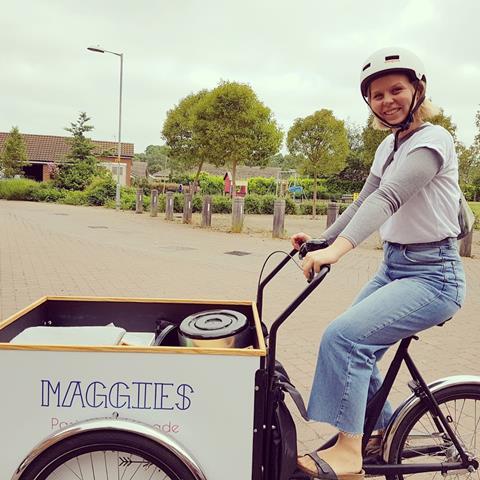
[307,264,330,283]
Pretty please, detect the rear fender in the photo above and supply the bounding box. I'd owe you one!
[382,375,480,462]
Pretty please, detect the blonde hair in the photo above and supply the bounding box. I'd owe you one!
[370,80,441,130]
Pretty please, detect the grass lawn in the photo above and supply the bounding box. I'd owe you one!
[468,201,480,228]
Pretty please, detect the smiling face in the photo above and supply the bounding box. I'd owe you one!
[368,73,418,127]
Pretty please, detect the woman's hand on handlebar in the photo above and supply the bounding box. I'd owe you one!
[291,232,312,250]
[302,247,339,280]
[301,237,354,280]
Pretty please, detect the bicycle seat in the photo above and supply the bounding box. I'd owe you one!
[436,317,452,327]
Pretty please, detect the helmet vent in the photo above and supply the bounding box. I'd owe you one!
[362,63,371,71]
[385,55,400,62]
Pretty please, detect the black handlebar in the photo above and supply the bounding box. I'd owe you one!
[267,264,330,377]
[256,239,330,318]
[256,248,298,319]
[254,241,331,376]
[258,242,330,480]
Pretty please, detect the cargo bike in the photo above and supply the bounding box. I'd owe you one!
[0,242,479,480]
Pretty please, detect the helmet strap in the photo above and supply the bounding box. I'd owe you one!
[364,80,426,151]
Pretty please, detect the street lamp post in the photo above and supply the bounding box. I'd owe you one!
[87,46,124,210]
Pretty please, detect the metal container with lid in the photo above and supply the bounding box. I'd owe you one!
[178,309,251,348]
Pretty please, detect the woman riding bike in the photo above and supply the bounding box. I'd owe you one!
[292,46,466,480]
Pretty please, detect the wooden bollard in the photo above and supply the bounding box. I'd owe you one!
[150,189,158,217]
[272,199,285,238]
[231,197,244,233]
[201,195,212,228]
[459,231,473,257]
[326,202,339,228]
[135,188,143,214]
[165,192,174,221]
[183,193,193,224]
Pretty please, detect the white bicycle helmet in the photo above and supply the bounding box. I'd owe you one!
[360,47,426,98]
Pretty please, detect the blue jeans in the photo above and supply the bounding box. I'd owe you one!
[307,238,466,435]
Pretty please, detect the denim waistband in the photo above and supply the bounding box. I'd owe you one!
[385,237,456,248]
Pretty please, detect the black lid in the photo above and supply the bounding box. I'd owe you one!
[179,309,248,340]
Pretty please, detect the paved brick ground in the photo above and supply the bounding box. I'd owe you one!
[1,200,479,453]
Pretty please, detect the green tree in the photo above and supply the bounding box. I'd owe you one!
[429,109,459,144]
[134,145,171,175]
[195,81,283,196]
[429,109,480,185]
[457,144,476,185]
[287,109,349,217]
[54,112,100,190]
[361,114,390,166]
[469,107,480,180]
[267,153,300,170]
[341,122,369,184]
[162,90,210,187]
[0,126,29,178]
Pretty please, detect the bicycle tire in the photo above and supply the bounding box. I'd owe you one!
[386,384,480,480]
[18,429,199,480]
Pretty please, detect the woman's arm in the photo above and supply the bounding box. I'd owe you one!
[338,147,442,247]
[302,147,442,278]
[321,172,380,244]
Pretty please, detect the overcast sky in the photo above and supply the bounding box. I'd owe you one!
[1,0,479,154]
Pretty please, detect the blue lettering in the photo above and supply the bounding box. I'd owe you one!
[153,383,174,410]
[176,384,194,411]
[85,381,107,408]
[40,379,195,411]
[41,380,61,407]
[61,381,86,408]
[109,382,130,409]
[132,382,152,410]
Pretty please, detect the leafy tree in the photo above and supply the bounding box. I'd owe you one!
[194,81,283,196]
[429,108,480,186]
[469,107,480,180]
[457,144,476,186]
[287,109,349,217]
[341,122,369,185]
[134,145,171,175]
[162,90,210,187]
[429,109,459,145]
[267,153,301,170]
[53,112,101,190]
[0,126,29,177]
[361,114,390,166]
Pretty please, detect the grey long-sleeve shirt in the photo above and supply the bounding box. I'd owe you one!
[322,147,443,247]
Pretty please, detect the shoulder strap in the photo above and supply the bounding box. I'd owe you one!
[381,124,432,176]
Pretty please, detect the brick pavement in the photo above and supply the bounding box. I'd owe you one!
[1,200,479,453]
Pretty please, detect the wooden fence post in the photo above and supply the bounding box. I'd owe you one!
[201,195,212,228]
[459,231,473,257]
[150,189,158,217]
[272,199,285,238]
[135,188,143,214]
[165,192,174,221]
[326,202,339,228]
[183,193,193,224]
[231,197,244,233]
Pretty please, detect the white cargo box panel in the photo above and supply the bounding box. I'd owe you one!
[0,296,266,480]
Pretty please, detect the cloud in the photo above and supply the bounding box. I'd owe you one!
[0,0,478,151]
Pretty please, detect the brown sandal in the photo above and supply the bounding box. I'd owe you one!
[298,451,365,480]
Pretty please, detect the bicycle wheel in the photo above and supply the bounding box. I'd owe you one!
[18,430,199,480]
[387,384,480,480]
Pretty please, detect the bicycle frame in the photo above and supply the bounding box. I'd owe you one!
[255,249,479,479]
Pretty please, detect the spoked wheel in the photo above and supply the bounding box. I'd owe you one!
[19,430,198,480]
[387,385,480,480]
